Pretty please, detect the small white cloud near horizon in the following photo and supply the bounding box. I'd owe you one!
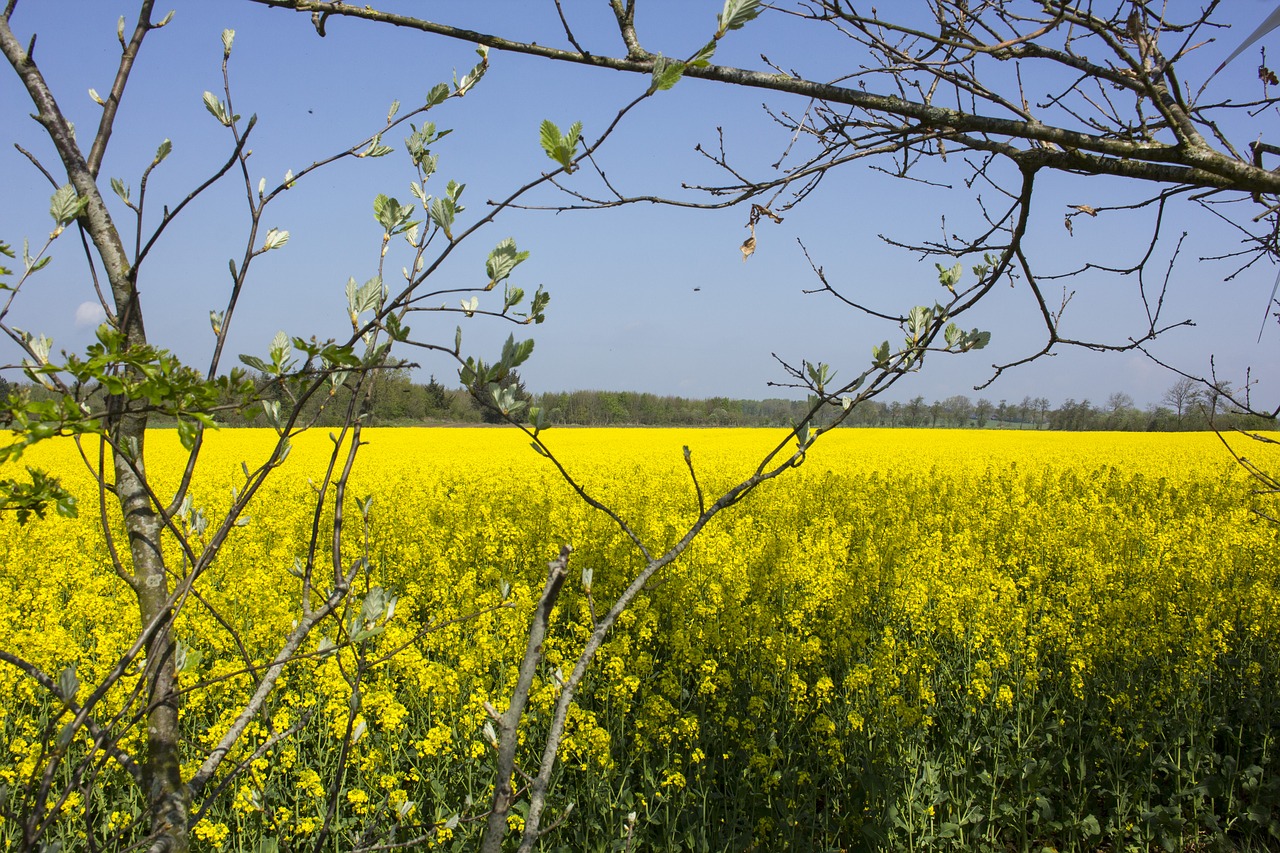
[73,301,106,329]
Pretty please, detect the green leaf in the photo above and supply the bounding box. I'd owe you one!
[176,417,200,451]
[346,276,383,326]
[936,261,963,290]
[455,46,488,96]
[374,194,418,234]
[539,119,582,172]
[221,28,235,58]
[429,197,457,240]
[651,55,686,92]
[109,177,131,205]
[691,40,718,67]
[425,82,450,107]
[498,334,535,370]
[359,133,395,158]
[202,91,230,126]
[944,322,962,349]
[0,467,79,526]
[261,228,289,251]
[49,184,88,227]
[57,665,79,702]
[154,138,172,164]
[872,340,891,369]
[485,238,530,289]
[239,354,270,373]
[717,0,762,38]
[907,305,933,342]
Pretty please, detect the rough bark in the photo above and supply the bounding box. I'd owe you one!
[0,6,189,850]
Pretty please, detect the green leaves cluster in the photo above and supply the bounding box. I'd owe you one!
[943,323,991,353]
[0,467,78,525]
[373,195,418,239]
[460,334,534,389]
[428,180,465,241]
[539,120,583,173]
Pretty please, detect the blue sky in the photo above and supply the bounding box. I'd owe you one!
[2,1,1278,409]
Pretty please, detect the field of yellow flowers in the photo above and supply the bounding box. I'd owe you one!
[1,427,1278,851]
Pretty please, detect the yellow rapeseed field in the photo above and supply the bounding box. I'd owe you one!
[1,428,1277,851]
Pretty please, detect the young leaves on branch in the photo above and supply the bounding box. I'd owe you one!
[428,180,465,241]
[261,228,290,252]
[485,238,529,290]
[0,467,78,525]
[943,323,991,353]
[454,45,489,97]
[345,276,385,329]
[539,120,583,173]
[406,121,450,168]
[650,56,686,93]
[459,334,535,391]
[202,91,236,127]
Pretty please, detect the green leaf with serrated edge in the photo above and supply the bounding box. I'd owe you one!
[262,228,289,251]
[269,331,291,370]
[426,82,449,107]
[540,120,581,171]
[651,55,686,91]
[429,198,455,239]
[485,238,530,288]
[691,40,717,67]
[110,177,130,204]
[717,0,762,37]
[202,91,228,125]
[50,185,88,227]
[539,120,563,161]
[154,139,172,163]
[563,122,583,157]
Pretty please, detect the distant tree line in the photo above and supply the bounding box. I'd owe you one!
[4,373,1267,432]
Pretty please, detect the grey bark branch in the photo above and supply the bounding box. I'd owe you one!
[481,544,572,853]
[245,0,1280,196]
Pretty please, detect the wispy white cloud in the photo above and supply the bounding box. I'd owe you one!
[74,301,105,329]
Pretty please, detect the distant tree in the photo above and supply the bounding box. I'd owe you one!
[941,395,973,428]
[1104,392,1137,430]
[1035,397,1052,430]
[974,398,993,429]
[904,395,926,427]
[1018,396,1034,430]
[1161,378,1201,427]
[423,374,452,416]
